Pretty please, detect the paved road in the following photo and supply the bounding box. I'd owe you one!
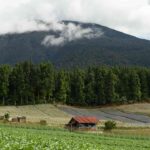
[59,106,150,125]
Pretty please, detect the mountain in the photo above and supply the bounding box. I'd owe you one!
[0,20,150,68]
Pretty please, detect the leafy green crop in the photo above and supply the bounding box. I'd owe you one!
[0,126,149,150]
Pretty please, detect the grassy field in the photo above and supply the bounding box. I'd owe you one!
[116,103,150,116]
[0,103,150,126]
[0,104,150,149]
[0,104,71,125]
[0,125,150,150]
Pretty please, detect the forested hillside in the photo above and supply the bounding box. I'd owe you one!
[0,21,150,68]
[0,61,150,106]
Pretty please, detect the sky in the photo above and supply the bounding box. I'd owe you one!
[0,0,150,39]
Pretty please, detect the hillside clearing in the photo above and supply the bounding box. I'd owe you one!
[0,104,71,125]
[0,103,150,126]
[116,103,150,116]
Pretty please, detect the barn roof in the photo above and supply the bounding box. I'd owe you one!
[71,116,99,124]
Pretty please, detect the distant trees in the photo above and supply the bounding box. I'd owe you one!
[85,68,96,105]
[55,70,68,104]
[129,70,141,101]
[95,68,107,105]
[105,70,117,104]
[70,69,85,105]
[0,65,11,105]
[0,61,150,106]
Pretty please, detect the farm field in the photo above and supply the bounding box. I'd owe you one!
[0,103,150,126]
[0,125,150,150]
[116,103,150,116]
[0,104,71,125]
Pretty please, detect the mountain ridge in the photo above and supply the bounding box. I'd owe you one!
[0,20,150,68]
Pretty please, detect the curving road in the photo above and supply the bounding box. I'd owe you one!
[59,106,150,125]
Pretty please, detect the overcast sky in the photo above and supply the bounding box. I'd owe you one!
[0,0,150,39]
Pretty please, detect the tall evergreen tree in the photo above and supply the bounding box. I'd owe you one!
[9,64,25,105]
[21,61,34,105]
[138,69,149,100]
[85,68,96,105]
[55,70,68,103]
[95,67,107,105]
[129,70,141,101]
[0,65,11,105]
[70,69,85,105]
[117,68,130,103]
[38,62,55,103]
[105,70,117,104]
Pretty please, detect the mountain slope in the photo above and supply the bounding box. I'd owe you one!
[0,21,150,67]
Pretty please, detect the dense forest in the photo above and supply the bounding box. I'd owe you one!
[0,61,150,106]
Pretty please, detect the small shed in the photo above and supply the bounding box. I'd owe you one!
[66,116,99,131]
[18,116,26,123]
[0,116,4,120]
[11,116,26,123]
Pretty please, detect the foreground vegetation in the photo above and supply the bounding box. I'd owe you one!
[0,125,150,150]
[0,62,150,106]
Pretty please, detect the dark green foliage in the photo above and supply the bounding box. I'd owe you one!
[85,68,96,105]
[104,120,116,131]
[1,21,150,68]
[0,65,11,105]
[38,62,55,103]
[95,68,107,105]
[1,62,150,106]
[4,112,10,120]
[105,70,117,104]
[9,63,25,105]
[70,69,85,105]
[117,68,130,103]
[128,70,141,101]
[55,70,68,103]
[138,69,149,99]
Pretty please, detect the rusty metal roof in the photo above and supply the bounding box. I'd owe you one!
[72,116,99,124]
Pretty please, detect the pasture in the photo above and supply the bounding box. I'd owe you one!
[0,104,71,125]
[0,103,150,127]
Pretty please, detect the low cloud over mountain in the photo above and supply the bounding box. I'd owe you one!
[0,21,150,68]
[0,0,150,39]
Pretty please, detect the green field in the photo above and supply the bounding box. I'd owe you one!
[0,125,150,150]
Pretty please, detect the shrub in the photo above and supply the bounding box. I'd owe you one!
[0,116,4,120]
[4,113,10,120]
[40,120,47,126]
[104,120,116,131]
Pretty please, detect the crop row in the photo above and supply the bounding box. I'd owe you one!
[0,127,150,150]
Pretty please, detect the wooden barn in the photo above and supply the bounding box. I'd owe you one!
[66,116,99,131]
[11,116,26,123]
[0,116,4,120]
[18,116,26,123]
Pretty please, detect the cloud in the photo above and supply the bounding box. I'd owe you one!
[0,0,150,39]
[41,22,103,46]
[42,35,65,46]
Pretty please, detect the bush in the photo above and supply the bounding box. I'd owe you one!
[0,116,4,120]
[104,120,116,131]
[4,113,10,120]
[40,120,47,126]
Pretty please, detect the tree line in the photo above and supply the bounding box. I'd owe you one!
[0,61,150,106]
